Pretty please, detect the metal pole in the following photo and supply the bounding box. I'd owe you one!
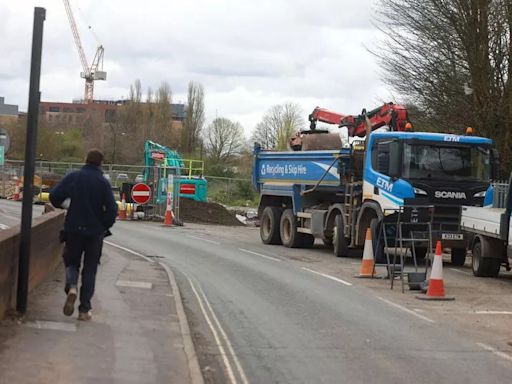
[17,7,46,315]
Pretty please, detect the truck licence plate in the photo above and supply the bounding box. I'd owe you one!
[441,233,463,240]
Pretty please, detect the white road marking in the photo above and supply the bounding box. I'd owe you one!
[301,267,353,286]
[188,235,221,245]
[476,342,512,363]
[448,268,471,275]
[116,280,153,289]
[184,274,239,384]
[24,320,77,332]
[0,223,9,230]
[104,241,155,263]
[239,248,281,262]
[196,280,249,384]
[475,310,512,315]
[376,296,435,324]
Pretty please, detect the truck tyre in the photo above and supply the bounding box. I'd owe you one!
[333,214,349,257]
[450,248,467,266]
[302,234,315,248]
[280,209,303,248]
[370,218,385,263]
[322,235,333,248]
[260,206,283,245]
[472,240,501,277]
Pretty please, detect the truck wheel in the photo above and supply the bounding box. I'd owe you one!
[370,218,385,263]
[280,209,303,248]
[260,206,283,245]
[333,214,349,257]
[450,248,467,266]
[322,235,333,248]
[302,234,315,248]
[472,240,501,277]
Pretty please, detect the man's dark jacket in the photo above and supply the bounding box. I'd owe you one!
[50,164,117,236]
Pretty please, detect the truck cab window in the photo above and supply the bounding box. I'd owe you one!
[402,144,491,181]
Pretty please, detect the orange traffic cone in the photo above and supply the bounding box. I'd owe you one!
[163,196,174,226]
[118,193,127,220]
[356,228,377,278]
[12,180,21,201]
[417,241,455,301]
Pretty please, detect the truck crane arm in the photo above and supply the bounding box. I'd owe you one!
[291,102,411,151]
[308,107,347,130]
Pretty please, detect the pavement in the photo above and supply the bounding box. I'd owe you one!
[0,240,197,384]
[108,220,512,384]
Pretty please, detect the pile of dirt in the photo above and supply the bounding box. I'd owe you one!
[179,198,244,226]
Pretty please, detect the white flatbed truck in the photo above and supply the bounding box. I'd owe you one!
[460,175,512,277]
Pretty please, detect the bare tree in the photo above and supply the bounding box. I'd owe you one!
[251,102,304,150]
[153,81,174,146]
[204,117,246,164]
[375,0,512,167]
[182,81,205,155]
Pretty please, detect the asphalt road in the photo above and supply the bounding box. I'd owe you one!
[108,221,512,383]
[0,199,44,230]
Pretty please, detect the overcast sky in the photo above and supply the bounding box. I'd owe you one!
[0,0,393,136]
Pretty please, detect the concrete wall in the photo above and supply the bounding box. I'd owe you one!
[0,210,65,318]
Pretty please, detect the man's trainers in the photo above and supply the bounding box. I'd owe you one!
[77,311,92,321]
[63,287,77,316]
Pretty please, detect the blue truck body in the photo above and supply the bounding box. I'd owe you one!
[253,131,496,259]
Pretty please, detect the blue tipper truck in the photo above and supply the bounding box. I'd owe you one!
[252,131,498,264]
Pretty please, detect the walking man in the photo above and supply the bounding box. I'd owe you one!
[50,149,117,320]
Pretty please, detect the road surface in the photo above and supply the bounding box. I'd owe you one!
[108,220,512,384]
[0,199,44,230]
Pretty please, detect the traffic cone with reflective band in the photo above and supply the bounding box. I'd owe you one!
[356,228,377,278]
[12,180,21,201]
[163,196,173,226]
[118,193,127,220]
[417,241,454,301]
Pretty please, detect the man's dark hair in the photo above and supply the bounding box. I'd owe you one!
[85,149,104,166]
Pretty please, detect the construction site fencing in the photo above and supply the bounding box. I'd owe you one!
[0,160,257,207]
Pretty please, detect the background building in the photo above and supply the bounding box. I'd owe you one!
[0,97,19,124]
[39,100,186,125]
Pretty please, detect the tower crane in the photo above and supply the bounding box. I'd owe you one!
[63,0,106,103]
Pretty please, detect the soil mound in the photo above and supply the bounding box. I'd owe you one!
[179,198,244,226]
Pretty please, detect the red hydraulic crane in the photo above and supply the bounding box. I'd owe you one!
[308,102,410,136]
[291,102,412,150]
[63,0,106,103]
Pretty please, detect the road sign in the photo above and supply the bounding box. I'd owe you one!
[180,183,196,195]
[131,183,151,205]
[0,146,4,166]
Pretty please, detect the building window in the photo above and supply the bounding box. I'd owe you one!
[49,106,60,112]
[63,107,74,113]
